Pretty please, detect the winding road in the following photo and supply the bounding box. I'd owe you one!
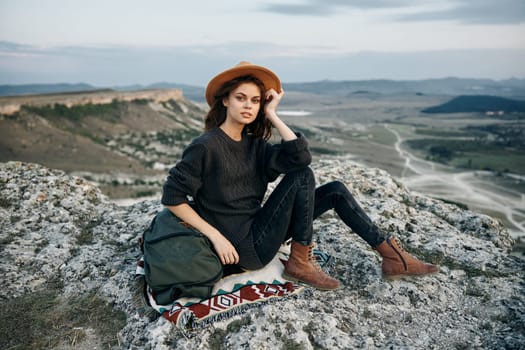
[385,124,525,239]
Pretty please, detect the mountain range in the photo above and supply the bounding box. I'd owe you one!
[2,77,525,102]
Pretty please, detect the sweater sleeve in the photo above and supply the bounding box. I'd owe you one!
[265,132,312,181]
[161,142,207,206]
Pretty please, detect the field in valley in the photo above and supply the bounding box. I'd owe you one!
[280,91,524,252]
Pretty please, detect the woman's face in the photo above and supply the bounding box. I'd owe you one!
[223,82,262,127]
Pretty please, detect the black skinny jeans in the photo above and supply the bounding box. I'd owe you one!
[250,167,386,266]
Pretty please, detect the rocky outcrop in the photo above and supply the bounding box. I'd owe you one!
[0,159,523,349]
[0,91,204,195]
[0,89,184,115]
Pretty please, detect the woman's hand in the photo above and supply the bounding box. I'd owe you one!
[264,88,284,119]
[209,232,240,265]
[262,88,297,141]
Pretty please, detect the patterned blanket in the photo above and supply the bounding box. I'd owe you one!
[135,245,330,329]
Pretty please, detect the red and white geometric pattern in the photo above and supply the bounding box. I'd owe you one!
[164,282,301,326]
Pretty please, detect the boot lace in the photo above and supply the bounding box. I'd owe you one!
[308,245,323,272]
[391,237,406,253]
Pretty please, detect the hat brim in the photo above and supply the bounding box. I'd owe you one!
[205,63,281,107]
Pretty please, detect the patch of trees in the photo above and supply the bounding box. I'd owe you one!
[404,139,496,164]
[23,100,123,121]
[428,145,454,161]
[463,123,525,150]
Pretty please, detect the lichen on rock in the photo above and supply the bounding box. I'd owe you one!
[0,159,523,349]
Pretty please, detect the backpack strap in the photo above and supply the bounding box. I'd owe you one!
[139,211,159,253]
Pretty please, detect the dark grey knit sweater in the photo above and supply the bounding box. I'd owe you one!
[161,127,312,269]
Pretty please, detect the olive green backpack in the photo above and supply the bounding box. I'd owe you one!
[142,208,223,305]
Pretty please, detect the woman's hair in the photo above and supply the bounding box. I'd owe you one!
[204,75,272,140]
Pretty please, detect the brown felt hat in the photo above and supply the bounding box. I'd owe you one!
[205,61,282,107]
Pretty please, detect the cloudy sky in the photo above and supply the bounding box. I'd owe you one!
[0,0,524,86]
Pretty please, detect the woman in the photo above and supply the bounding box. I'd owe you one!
[162,61,438,290]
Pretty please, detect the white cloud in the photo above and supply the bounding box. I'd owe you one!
[1,42,524,85]
[398,0,525,24]
[0,1,524,84]
[263,0,525,24]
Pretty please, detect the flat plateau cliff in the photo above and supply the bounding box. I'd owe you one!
[0,90,204,176]
[0,158,523,349]
[0,88,184,115]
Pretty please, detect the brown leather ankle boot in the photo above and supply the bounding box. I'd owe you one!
[283,241,340,290]
[375,237,439,277]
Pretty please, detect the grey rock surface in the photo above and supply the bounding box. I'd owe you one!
[0,158,523,349]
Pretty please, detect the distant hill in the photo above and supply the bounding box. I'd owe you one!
[283,78,525,99]
[0,90,205,175]
[3,78,525,101]
[0,82,207,103]
[0,83,98,96]
[422,95,525,114]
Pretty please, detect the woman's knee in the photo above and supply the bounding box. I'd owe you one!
[325,180,348,194]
